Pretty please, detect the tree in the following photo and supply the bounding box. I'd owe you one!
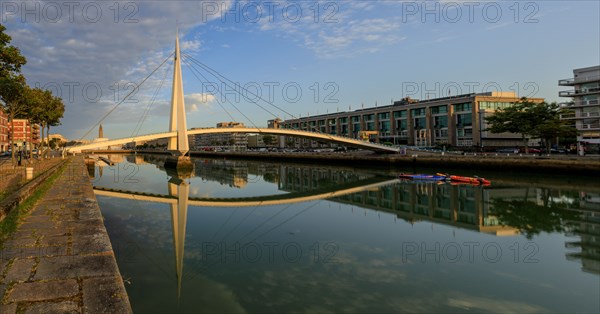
[44,94,65,156]
[22,86,64,158]
[530,102,577,153]
[262,134,275,146]
[0,24,27,79]
[48,137,59,150]
[485,98,541,153]
[489,188,579,239]
[485,98,575,153]
[0,74,28,163]
[25,86,47,156]
[0,24,27,164]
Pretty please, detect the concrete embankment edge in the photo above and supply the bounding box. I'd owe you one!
[0,159,67,222]
[85,149,600,175]
[0,156,132,313]
[190,152,600,176]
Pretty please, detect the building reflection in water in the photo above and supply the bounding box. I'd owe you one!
[565,192,600,275]
[90,154,600,283]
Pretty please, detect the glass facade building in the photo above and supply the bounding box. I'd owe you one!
[278,92,544,148]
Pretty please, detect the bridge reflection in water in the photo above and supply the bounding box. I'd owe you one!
[89,154,600,299]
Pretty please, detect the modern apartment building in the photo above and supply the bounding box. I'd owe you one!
[0,114,41,151]
[0,111,8,152]
[559,65,600,146]
[278,91,544,149]
[194,122,248,150]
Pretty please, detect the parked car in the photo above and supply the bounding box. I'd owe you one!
[541,148,567,154]
[0,151,10,157]
[519,147,542,153]
[496,148,519,153]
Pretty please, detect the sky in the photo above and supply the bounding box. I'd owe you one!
[1,0,599,140]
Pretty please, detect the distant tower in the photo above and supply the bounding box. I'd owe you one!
[99,124,104,138]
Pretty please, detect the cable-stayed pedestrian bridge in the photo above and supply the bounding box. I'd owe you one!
[66,127,399,153]
[66,30,399,156]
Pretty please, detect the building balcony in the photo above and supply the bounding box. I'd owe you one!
[560,111,600,120]
[562,99,600,108]
[559,88,600,97]
[559,75,600,86]
[581,123,600,131]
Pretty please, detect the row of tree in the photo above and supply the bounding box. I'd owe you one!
[0,24,65,164]
[485,98,577,153]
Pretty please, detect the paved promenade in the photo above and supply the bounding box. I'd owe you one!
[0,156,131,313]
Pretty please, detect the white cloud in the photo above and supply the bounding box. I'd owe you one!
[4,0,232,139]
[252,2,405,58]
[185,93,216,113]
[182,40,202,52]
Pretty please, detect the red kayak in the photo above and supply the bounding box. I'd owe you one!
[449,175,491,185]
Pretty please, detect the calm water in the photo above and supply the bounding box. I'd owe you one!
[91,154,600,313]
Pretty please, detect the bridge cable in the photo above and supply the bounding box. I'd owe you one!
[187,200,320,278]
[75,52,174,142]
[208,206,240,242]
[243,200,321,244]
[217,205,260,243]
[232,203,295,244]
[183,53,340,140]
[180,57,244,125]
[181,57,236,122]
[182,54,270,127]
[182,53,282,120]
[131,58,172,138]
[181,56,260,129]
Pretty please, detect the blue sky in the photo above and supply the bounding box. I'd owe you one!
[2,0,599,140]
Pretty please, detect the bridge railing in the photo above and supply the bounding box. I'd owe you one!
[67,126,399,153]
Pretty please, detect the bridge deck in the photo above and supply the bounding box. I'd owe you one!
[67,128,399,153]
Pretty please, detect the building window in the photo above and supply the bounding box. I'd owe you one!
[351,116,360,123]
[456,113,472,127]
[454,103,472,112]
[457,128,473,137]
[378,112,390,120]
[339,117,348,124]
[380,121,390,132]
[396,119,408,131]
[411,108,426,117]
[414,117,426,129]
[434,116,448,128]
[393,110,407,118]
[363,114,374,121]
[431,105,448,114]
[479,101,513,110]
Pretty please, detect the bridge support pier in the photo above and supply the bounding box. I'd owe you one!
[164,156,194,171]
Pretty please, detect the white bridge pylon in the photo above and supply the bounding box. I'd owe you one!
[168,29,189,156]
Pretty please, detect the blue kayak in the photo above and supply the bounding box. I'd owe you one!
[398,173,449,181]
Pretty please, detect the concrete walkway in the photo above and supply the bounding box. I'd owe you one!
[0,156,131,313]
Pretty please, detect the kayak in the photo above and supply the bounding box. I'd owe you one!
[398,173,449,181]
[449,175,491,185]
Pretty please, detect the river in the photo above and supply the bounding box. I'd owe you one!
[90,154,599,313]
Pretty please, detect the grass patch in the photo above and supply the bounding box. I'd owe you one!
[0,162,67,248]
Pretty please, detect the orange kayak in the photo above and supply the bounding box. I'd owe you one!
[449,175,491,185]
